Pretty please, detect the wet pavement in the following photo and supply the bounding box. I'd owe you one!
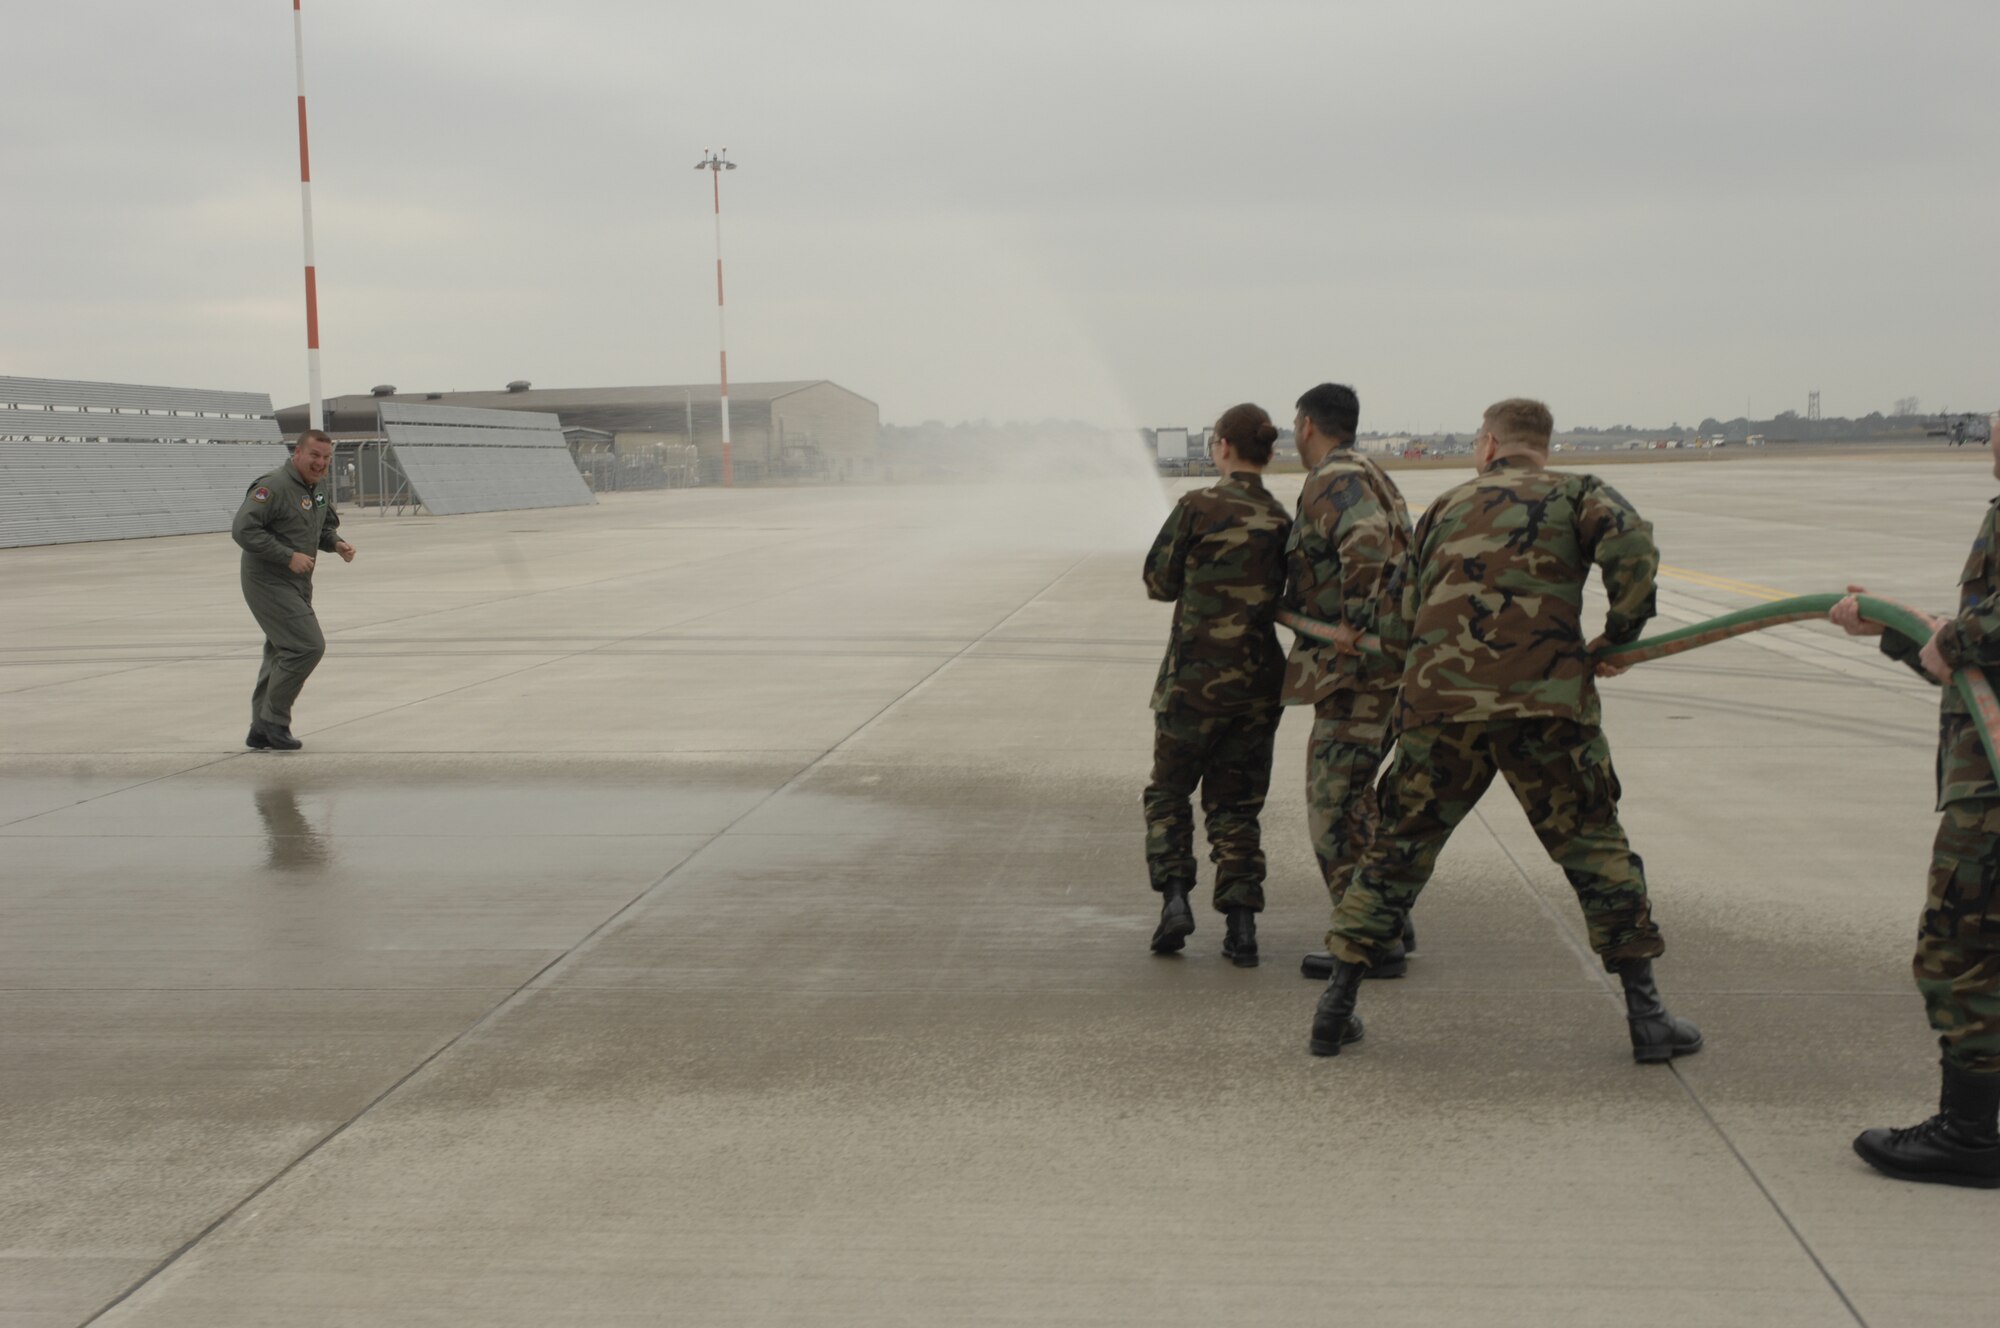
[3,456,1996,1327]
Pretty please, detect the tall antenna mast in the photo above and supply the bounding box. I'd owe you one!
[292,1,324,431]
[695,148,737,486]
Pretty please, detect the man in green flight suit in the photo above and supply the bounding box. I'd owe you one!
[1282,383,1416,981]
[1308,398,1702,1062]
[231,429,355,751]
[1831,414,2000,1189]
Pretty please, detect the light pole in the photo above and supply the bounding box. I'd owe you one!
[291,0,324,431]
[694,148,737,486]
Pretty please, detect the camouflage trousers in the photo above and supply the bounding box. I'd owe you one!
[1917,799,2000,1075]
[1329,719,1664,967]
[1143,704,1281,911]
[1306,686,1396,905]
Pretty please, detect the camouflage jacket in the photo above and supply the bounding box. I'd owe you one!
[1280,449,1412,706]
[1144,473,1291,713]
[1881,495,2000,809]
[1393,457,1658,728]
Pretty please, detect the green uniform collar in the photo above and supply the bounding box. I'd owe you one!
[1309,445,1361,477]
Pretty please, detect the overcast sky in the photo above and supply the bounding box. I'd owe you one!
[3,1,1994,433]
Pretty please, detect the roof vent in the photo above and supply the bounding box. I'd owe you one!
[505,380,532,393]
[370,384,397,397]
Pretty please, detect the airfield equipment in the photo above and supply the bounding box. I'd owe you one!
[1928,413,1992,447]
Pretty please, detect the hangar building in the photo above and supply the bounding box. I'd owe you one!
[278,380,879,484]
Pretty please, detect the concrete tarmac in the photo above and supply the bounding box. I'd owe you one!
[4,454,1996,1327]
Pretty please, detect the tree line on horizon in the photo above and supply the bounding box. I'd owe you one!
[881,407,1988,452]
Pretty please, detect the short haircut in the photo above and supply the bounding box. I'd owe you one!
[1295,383,1359,445]
[1214,403,1279,466]
[296,429,334,450]
[1482,398,1554,452]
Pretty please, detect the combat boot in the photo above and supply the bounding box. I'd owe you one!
[254,721,304,752]
[1853,1060,2000,1189]
[1150,888,1195,955]
[1308,959,1366,1056]
[1221,908,1259,968]
[1302,916,1412,981]
[1614,958,1702,1062]
[245,725,272,750]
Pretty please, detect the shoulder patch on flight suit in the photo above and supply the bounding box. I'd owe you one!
[252,487,270,503]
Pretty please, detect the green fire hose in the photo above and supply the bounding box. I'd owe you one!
[1275,594,2000,781]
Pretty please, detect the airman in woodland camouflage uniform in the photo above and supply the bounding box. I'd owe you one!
[1143,404,1291,967]
[1832,421,2000,1188]
[1282,384,1416,981]
[1309,398,1702,1061]
[231,430,354,751]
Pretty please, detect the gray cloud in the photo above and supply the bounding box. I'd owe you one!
[3,0,1993,432]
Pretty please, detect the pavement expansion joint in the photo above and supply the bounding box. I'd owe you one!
[71,548,1099,1324]
[1473,805,1870,1327]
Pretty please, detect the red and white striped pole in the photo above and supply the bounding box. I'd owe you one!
[292,1,323,431]
[695,149,737,486]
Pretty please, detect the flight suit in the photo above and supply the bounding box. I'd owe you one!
[231,462,342,731]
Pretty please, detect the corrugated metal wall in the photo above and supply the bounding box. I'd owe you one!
[0,377,289,548]
[380,402,596,516]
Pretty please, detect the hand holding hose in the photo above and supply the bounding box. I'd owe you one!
[1588,635,1631,678]
[1831,584,1951,680]
[1285,592,2000,785]
[1829,585,1885,637]
[1918,631,1953,683]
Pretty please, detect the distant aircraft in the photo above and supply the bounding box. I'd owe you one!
[1926,413,1992,447]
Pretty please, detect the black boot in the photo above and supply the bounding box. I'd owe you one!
[1221,908,1259,967]
[1853,1060,2000,1189]
[1150,889,1195,955]
[257,722,303,751]
[249,720,303,751]
[1303,910,1412,981]
[1308,959,1366,1056]
[1302,936,1406,981]
[1615,958,1702,1063]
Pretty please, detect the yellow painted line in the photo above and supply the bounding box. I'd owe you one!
[1659,566,1780,596]
[1657,564,1794,603]
[1660,571,1790,601]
